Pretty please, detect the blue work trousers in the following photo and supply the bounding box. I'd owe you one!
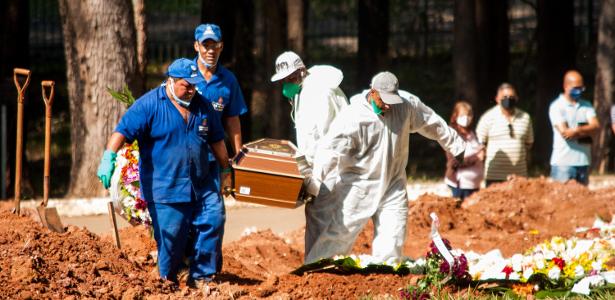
[209,160,220,193]
[148,180,225,282]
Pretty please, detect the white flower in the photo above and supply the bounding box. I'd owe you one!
[511,254,523,272]
[574,265,585,278]
[592,259,603,271]
[523,267,534,280]
[548,266,561,280]
[535,258,545,270]
[543,250,556,260]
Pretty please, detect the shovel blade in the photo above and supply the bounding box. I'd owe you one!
[36,206,65,233]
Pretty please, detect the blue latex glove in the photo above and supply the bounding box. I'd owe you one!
[97,150,117,189]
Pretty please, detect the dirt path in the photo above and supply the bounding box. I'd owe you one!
[63,206,306,244]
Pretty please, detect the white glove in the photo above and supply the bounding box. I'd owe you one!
[304,176,321,197]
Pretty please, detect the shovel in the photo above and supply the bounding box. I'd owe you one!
[12,68,31,215]
[36,80,65,233]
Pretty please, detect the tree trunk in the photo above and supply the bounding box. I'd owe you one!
[453,0,479,108]
[287,0,305,56]
[132,0,147,94]
[475,0,509,115]
[262,0,290,139]
[535,0,575,169]
[592,0,615,173]
[358,0,389,87]
[59,0,141,197]
[0,0,30,198]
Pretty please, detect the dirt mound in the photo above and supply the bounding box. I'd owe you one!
[0,210,175,299]
[357,177,615,258]
[101,225,157,267]
[3,177,614,298]
[222,229,304,280]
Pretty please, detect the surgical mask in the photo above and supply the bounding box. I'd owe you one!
[570,87,584,100]
[456,115,470,127]
[370,98,383,115]
[168,79,191,108]
[198,52,217,69]
[282,82,301,99]
[500,96,517,110]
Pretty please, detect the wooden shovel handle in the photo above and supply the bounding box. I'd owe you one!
[41,81,55,207]
[41,80,55,107]
[13,68,31,101]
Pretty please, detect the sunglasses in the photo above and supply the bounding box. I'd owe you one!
[508,123,515,138]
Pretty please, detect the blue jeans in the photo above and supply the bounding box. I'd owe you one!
[448,185,479,201]
[148,178,225,282]
[550,165,589,186]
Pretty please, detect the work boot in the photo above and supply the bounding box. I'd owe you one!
[187,276,214,295]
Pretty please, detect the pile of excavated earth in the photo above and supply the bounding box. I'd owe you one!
[1,177,614,299]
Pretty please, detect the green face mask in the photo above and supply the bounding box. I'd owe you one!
[370,98,383,115]
[282,82,301,99]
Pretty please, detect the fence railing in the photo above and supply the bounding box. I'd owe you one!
[28,0,599,66]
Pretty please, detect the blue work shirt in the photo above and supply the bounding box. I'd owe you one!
[192,58,248,160]
[115,85,225,203]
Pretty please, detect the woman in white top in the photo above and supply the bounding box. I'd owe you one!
[444,101,485,202]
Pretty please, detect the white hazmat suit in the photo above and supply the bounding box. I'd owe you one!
[304,90,465,264]
[292,65,348,262]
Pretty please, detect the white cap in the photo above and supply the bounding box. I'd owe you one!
[370,71,403,104]
[270,51,306,82]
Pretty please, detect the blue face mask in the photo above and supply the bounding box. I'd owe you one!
[570,87,584,100]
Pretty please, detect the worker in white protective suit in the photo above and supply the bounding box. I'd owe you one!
[304,71,466,264]
[270,51,348,263]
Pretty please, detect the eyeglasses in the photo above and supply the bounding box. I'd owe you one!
[508,123,515,138]
[200,42,222,51]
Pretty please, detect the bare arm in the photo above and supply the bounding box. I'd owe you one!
[210,139,231,169]
[575,116,600,136]
[556,117,599,139]
[611,123,615,135]
[210,139,232,193]
[224,116,242,156]
[106,132,127,152]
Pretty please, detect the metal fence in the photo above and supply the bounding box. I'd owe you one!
[28,0,599,68]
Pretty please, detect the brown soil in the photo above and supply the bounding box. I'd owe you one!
[2,177,614,299]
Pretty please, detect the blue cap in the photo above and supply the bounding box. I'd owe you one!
[166,58,203,85]
[194,24,222,43]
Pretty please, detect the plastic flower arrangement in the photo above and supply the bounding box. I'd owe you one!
[110,141,151,226]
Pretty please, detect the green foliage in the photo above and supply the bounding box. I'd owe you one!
[107,85,136,107]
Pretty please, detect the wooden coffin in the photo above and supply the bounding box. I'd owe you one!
[232,138,306,208]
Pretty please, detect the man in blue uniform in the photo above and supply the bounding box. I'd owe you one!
[96,58,231,285]
[192,23,248,188]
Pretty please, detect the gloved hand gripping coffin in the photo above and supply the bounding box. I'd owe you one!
[232,138,308,208]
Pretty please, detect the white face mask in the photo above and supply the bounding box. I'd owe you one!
[168,78,191,108]
[456,115,470,128]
